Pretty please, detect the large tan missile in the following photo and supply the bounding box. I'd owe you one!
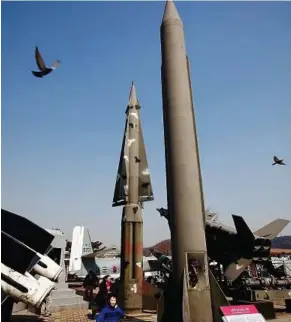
[160,1,213,321]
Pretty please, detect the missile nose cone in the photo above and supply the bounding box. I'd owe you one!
[162,0,182,25]
[128,81,138,107]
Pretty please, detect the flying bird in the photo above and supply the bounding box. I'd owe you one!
[32,46,60,78]
[272,156,286,166]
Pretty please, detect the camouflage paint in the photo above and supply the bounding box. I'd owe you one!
[113,82,154,313]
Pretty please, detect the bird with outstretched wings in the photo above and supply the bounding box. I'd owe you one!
[272,156,286,166]
[32,46,60,78]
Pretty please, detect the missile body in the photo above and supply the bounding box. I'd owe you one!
[1,209,61,319]
[112,83,154,313]
[160,1,213,321]
[121,84,143,313]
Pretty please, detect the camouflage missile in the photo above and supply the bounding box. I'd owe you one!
[160,1,213,321]
[112,82,154,313]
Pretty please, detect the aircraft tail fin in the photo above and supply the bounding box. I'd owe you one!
[254,219,290,240]
[225,215,277,282]
[68,226,93,274]
[232,215,254,243]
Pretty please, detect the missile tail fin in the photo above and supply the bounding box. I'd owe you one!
[112,119,129,207]
[1,209,54,255]
[1,232,36,274]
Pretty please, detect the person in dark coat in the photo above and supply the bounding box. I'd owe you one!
[95,275,112,310]
[83,270,99,301]
[110,278,120,296]
[96,294,124,322]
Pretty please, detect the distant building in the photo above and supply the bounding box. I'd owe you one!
[270,248,291,256]
[95,245,120,258]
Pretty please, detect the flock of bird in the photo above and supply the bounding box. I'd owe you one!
[30,47,287,167]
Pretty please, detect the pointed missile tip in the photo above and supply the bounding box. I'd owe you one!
[162,0,182,24]
[128,81,138,107]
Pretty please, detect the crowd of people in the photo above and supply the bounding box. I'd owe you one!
[83,270,123,321]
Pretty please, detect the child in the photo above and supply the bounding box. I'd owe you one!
[96,294,124,322]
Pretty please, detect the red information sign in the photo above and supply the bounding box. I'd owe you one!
[221,305,259,316]
[220,305,266,322]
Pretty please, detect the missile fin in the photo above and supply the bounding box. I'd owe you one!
[112,83,153,207]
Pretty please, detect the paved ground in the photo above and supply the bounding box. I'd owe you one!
[269,312,291,322]
[12,308,290,321]
[12,308,157,322]
[11,309,91,322]
[53,308,93,321]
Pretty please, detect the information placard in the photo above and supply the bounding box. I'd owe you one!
[220,305,266,322]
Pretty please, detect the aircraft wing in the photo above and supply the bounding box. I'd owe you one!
[82,252,105,259]
[254,219,290,240]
